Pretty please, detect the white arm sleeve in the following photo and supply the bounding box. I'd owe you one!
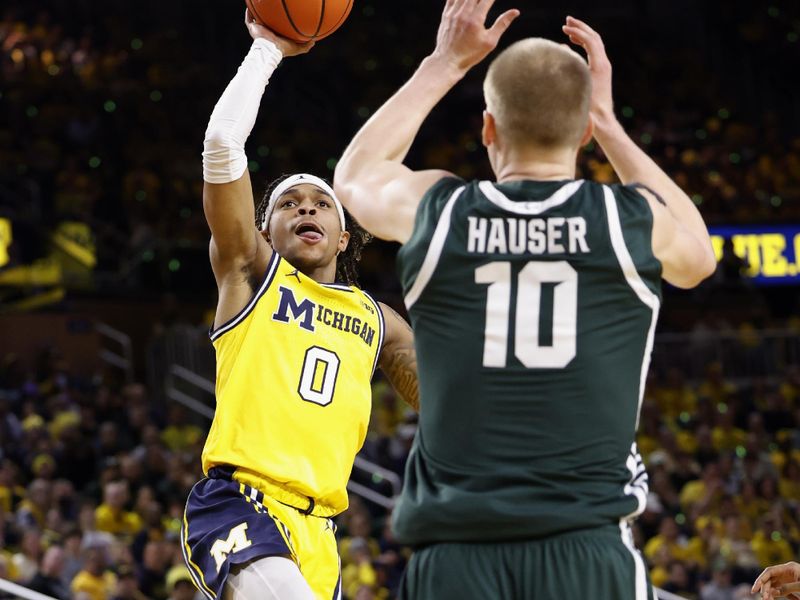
[202,38,283,184]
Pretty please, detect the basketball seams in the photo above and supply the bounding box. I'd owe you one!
[279,0,308,38]
[318,0,353,38]
[312,0,326,37]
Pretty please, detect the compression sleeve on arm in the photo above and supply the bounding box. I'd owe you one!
[202,38,283,184]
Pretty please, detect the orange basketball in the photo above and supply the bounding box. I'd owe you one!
[246,0,354,43]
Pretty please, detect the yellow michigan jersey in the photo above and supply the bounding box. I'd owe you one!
[202,252,384,516]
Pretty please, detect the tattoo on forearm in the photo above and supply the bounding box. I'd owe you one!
[385,346,419,412]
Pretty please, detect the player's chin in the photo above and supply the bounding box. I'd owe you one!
[284,240,337,268]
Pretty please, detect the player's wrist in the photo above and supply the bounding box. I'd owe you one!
[591,110,623,141]
[251,37,284,63]
[421,52,467,83]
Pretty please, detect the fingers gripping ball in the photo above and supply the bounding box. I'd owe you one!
[245,0,354,42]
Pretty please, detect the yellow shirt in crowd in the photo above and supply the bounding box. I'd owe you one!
[70,570,117,600]
[95,504,143,536]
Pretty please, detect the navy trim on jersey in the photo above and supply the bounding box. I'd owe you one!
[209,252,281,342]
[332,568,342,600]
[361,291,386,377]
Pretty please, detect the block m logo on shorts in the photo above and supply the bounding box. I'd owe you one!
[210,523,253,572]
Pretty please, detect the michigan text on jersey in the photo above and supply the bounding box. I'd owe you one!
[271,286,377,346]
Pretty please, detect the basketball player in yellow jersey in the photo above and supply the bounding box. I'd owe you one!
[181,12,418,600]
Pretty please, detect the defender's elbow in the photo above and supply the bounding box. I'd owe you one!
[699,250,718,281]
[332,169,358,207]
[333,156,358,193]
[674,252,717,289]
[331,177,347,203]
[695,241,719,283]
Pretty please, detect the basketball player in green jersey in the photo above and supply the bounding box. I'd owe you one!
[334,1,717,598]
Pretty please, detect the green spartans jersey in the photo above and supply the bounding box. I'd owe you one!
[393,177,662,545]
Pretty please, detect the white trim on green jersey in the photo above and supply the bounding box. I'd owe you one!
[478,180,585,215]
[404,186,466,310]
[619,520,650,600]
[623,443,649,520]
[603,186,660,429]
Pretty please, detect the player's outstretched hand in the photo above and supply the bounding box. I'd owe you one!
[752,562,800,599]
[245,8,314,57]
[431,0,520,73]
[562,16,614,124]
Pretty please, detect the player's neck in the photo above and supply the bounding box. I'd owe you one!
[305,262,339,285]
[492,144,577,183]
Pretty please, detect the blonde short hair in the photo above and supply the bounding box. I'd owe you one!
[484,38,592,150]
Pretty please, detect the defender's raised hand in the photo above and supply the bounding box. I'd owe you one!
[245,8,314,57]
[432,0,520,73]
[752,562,800,599]
[563,16,614,123]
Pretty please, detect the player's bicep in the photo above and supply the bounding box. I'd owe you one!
[335,162,453,243]
[203,172,263,267]
[645,191,715,289]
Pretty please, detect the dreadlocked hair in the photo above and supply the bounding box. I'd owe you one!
[256,174,373,287]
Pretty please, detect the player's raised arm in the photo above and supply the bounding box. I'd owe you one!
[334,0,519,243]
[378,303,419,412]
[563,16,716,289]
[203,11,312,323]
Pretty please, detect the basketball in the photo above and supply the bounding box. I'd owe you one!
[245,0,354,42]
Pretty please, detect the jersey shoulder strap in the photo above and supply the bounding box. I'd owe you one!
[398,176,466,294]
[606,183,662,299]
[412,176,466,232]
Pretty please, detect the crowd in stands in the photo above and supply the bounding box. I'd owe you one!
[0,349,204,599]
[1,330,799,599]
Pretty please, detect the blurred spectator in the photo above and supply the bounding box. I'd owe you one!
[161,405,203,453]
[11,528,42,583]
[138,540,170,599]
[661,560,697,599]
[164,565,197,600]
[16,478,51,529]
[342,537,384,600]
[61,526,84,587]
[70,547,117,600]
[95,480,143,538]
[645,517,693,565]
[28,544,69,599]
[751,513,794,570]
[111,563,148,600]
[716,515,759,581]
[700,561,736,600]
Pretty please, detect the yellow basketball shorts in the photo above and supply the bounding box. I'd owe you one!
[182,469,341,600]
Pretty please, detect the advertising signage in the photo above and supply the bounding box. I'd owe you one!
[710,226,800,286]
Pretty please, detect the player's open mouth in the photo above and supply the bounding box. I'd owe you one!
[295,221,324,243]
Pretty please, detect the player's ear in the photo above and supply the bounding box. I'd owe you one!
[482,110,496,148]
[337,230,351,255]
[579,116,594,148]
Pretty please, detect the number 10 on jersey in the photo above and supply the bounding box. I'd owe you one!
[476,260,578,369]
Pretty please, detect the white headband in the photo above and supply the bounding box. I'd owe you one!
[263,173,346,231]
